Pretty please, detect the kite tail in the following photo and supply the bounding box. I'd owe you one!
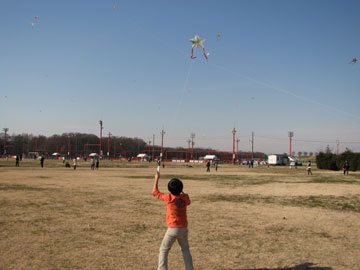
[191,48,197,59]
[203,48,208,61]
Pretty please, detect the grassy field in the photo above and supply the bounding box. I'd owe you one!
[0,159,359,270]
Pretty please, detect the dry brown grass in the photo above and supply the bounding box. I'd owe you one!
[0,159,359,270]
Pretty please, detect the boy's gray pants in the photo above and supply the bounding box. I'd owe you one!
[158,227,194,270]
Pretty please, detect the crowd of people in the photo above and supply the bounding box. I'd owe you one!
[8,155,353,176]
[12,154,101,170]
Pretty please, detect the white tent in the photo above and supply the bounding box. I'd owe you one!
[204,155,218,160]
[52,152,61,156]
[137,153,149,160]
[89,153,99,157]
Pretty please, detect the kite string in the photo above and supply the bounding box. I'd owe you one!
[209,62,360,121]
[173,61,194,122]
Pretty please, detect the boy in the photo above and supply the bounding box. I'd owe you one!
[153,171,194,270]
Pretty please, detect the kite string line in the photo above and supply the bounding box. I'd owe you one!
[209,62,360,121]
[173,61,194,122]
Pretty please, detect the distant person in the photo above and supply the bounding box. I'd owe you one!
[15,155,20,167]
[62,156,65,164]
[91,158,95,170]
[152,170,193,270]
[215,161,218,171]
[206,160,211,172]
[250,160,254,168]
[65,161,71,168]
[307,161,312,175]
[343,160,349,175]
[95,157,99,170]
[40,156,45,168]
[73,157,77,170]
[20,154,23,161]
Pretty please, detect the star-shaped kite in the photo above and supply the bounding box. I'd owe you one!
[190,35,208,61]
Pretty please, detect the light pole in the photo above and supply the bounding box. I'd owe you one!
[288,131,294,157]
[99,120,103,156]
[160,129,165,158]
[191,133,195,160]
[2,128,9,155]
[236,137,240,163]
[232,128,236,164]
[107,132,112,158]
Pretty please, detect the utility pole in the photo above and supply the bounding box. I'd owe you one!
[99,120,103,156]
[236,137,240,163]
[160,129,165,157]
[250,131,254,160]
[336,139,340,155]
[288,131,294,157]
[232,127,236,164]
[152,134,155,160]
[2,128,8,155]
[186,139,191,162]
[107,132,112,158]
[191,133,195,160]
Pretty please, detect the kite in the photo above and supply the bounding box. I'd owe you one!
[34,16,38,19]
[217,34,221,39]
[349,58,358,64]
[113,3,118,8]
[189,35,208,61]
[31,22,35,28]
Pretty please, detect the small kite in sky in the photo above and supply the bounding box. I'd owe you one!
[190,35,208,61]
[217,33,221,39]
[349,58,358,64]
[113,3,118,8]
[34,16,38,20]
[31,22,35,28]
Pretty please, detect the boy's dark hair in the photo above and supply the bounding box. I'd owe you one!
[168,178,183,195]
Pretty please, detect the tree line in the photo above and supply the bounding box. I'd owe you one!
[316,148,360,171]
[0,132,267,161]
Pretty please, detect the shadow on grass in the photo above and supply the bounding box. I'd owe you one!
[230,262,332,270]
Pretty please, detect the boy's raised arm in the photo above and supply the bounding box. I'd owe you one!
[153,171,160,193]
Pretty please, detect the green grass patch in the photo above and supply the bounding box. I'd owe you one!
[128,174,278,187]
[0,183,48,191]
[203,194,360,213]
[310,176,359,184]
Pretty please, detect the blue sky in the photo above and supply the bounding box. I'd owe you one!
[1,0,359,154]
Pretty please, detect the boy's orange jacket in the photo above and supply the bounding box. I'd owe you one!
[153,189,191,228]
